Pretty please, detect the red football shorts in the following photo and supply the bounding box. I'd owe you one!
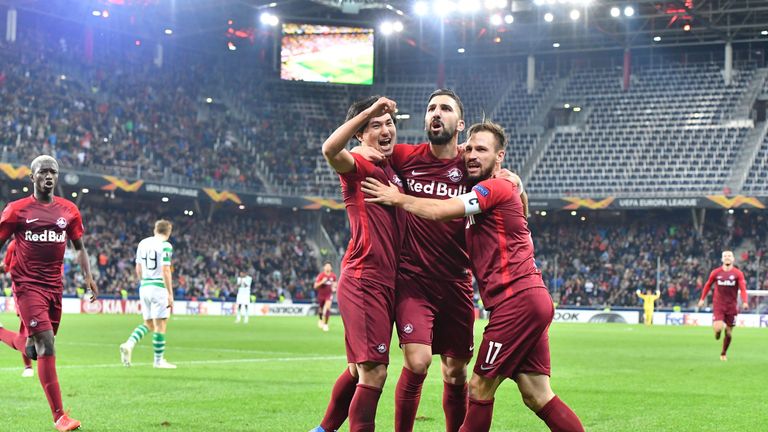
[337,274,395,364]
[395,270,475,359]
[316,286,333,305]
[474,287,554,379]
[713,308,737,327]
[11,290,28,337]
[13,284,62,336]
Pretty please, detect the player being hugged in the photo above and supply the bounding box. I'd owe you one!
[0,155,99,431]
[697,250,748,361]
[120,220,176,369]
[362,122,584,432]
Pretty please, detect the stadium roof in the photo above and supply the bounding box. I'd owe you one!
[3,0,767,58]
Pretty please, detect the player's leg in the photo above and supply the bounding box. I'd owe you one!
[313,364,359,432]
[395,343,432,432]
[721,315,735,360]
[322,299,332,331]
[243,303,249,324]
[348,362,387,432]
[458,373,504,432]
[712,318,724,340]
[20,321,33,377]
[440,355,471,432]
[317,301,325,328]
[0,322,26,352]
[644,310,652,326]
[152,317,175,368]
[516,373,584,432]
[235,304,241,323]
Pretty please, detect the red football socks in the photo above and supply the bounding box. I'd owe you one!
[320,368,359,431]
[458,397,494,432]
[37,355,64,421]
[443,381,468,432]
[536,396,585,432]
[324,310,331,324]
[394,367,427,432]
[0,327,25,351]
[721,334,732,356]
[348,384,382,432]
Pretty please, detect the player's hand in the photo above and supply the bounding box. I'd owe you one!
[741,302,749,311]
[367,97,397,119]
[697,299,705,308]
[0,261,5,274]
[350,145,385,162]
[494,169,523,192]
[167,297,174,310]
[361,177,402,206]
[85,275,99,302]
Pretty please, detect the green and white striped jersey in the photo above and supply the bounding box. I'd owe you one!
[135,236,173,288]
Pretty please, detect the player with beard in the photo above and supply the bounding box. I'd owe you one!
[310,96,406,432]
[0,155,99,431]
[697,250,748,361]
[362,121,584,432]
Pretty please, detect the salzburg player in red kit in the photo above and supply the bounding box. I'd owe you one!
[0,239,35,377]
[697,250,748,361]
[314,261,338,332]
[363,122,584,432]
[310,96,405,431]
[0,155,100,431]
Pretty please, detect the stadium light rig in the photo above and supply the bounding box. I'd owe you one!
[544,12,554,22]
[260,12,279,26]
[623,6,634,17]
[380,21,404,36]
[610,7,620,17]
[413,1,429,16]
[569,9,580,20]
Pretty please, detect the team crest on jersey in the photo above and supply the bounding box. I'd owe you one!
[729,275,735,280]
[392,174,403,187]
[56,217,67,229]
[376,344,387,354]
[447,168,463,183]
[402,323,413,334]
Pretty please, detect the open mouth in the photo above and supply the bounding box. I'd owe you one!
[430,120,443,132]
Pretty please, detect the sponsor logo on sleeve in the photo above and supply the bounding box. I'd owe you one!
[473,185,490,197]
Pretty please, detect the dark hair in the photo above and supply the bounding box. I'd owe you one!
[345,95,396,137]
[323,261,332,266]
[427,88,464,120]
[467,121,507,151]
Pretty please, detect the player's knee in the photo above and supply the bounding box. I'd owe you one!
[32,334,55,357]
[25,344,38,361]
[441,362,468,384]
[404,356,431,374]
[468,375,495,400]
[358,362,387,388]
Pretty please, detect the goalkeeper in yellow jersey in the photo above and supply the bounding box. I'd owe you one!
[636,287,661,326]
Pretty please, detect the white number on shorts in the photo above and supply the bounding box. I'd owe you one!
[485,341,503,365]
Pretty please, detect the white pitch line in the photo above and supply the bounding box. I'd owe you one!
[57,341,298,356]
[0,355,347,372]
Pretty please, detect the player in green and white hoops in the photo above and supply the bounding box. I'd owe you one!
[119,220,176,369]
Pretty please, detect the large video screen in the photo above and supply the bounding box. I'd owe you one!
[281,23,374,85]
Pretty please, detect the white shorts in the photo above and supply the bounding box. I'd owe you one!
[140,286,170,320]
[236,289,251,305]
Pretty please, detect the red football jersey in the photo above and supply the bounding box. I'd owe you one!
[466,178,544,310]
[315,271,337,294]
[701,267,747,311]
[0,195,83,292]
[339,154,405,285]
[390,143,471,281]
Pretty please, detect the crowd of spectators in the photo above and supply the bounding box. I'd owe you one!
[0,202,321,303]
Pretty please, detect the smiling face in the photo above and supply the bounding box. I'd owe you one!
[424,93,465,146]
[357,112,397,158]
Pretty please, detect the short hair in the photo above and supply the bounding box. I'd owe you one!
[467,121,507,151]
[345,96,396,138]
[155,219,173,236]
[30,155,59,173]
[722,250,734,255]
[323,261,332,266]
[427,89,465,120]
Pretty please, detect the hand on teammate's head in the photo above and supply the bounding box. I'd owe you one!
[370,97,396,118]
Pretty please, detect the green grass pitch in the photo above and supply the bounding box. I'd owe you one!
[1,313,765,431]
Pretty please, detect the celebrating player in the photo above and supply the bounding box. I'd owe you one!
[314,261,337,332]
[697,250,748,361]
[120,220,176,369]
[0,155,99,431]
[362,121,584,432]
[636,287,661,326]
[235,270,253,324]
[0,239,35,377]
[310,96,405,432]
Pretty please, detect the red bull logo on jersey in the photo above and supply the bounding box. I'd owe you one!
[24,230,66,243]
[716,279,737,286]
[406,178,467,197]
